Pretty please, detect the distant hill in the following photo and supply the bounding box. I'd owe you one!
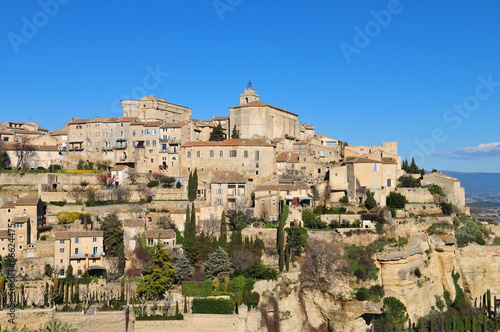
[439,170,500,198]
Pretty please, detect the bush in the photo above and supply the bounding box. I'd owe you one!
[441,202,454,215]
[398,175,420,188]
[192,298,234,314]
[339,195,349,204]
[50,201,67,206]
[365,190,377,210]
[147,181,159,188]
[356,287,369,301]
[386,192,407,209]
[427,184,445,197]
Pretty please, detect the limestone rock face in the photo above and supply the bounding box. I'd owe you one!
[247,231,500,331]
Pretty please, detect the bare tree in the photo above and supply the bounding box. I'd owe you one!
[111,185,131,203]
[14,136,36,169]
[126,169,140,184]
[300,240,350,296]
[68,186,86,203]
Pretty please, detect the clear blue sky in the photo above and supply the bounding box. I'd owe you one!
[1,0,500,172]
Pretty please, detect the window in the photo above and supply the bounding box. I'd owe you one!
[60,270,65,276]
[187,151,191,158]
[74,238,80,244]
[92,259,97,263]
[272,200,276,205]
[92,237,98,243]
[386,166,392,174]
[60,259,64,264]
[372,163,380,172]
[261,200,265,205]
[22,209,27,215]
[216,188,223,195]
[219,150,223,157]
[59,248,64,253]
[255,150,260,160]
[59,240,64,244]
[152,140,157,147]
[244,150,248,158]
[196,151,200,158]
[147,238,154,246]
[7,209,10,213]
[386,179,393,187]
[210,150,214,157]
[132,130,137,137]
[229,150,237,157]
[76,259,81,264]
[146,140,150,147]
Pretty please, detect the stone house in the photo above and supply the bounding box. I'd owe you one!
[0,196,44,257]
[209,170,253,209]
[422,172,466,208]
[145,229,176,250]
[254,178,311,220]
[345,156,398,207]
[54,230,104,278]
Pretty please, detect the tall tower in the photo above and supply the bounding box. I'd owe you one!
[239,81,260,105]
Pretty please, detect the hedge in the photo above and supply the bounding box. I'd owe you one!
[191,298,234,314]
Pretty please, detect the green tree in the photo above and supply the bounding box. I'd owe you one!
[188,169,198,201]
[277,203,289,272]
[173,254,193,283]
[184,203,197,263]
[209,124,226,141]
[65,264,74,280]
[398,175,420,188]
[100,214,125,272]
[0,142,10,170]
[373,297,409,332]
[137,242,177,300]
[205,247,234,280]
[218,211,228,248]
[427,184,445,197]
[159,176,176,188]
[231,126,240,139]
[386,192,407,209]
[365,190,377,210]
[285,226,308,271]
[227,209,250,231]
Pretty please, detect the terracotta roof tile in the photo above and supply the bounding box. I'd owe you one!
[55,231,103,240]
[145,229,175,239]
[211,171,247,183]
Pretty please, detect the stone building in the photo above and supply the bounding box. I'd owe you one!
[121,95,192,122]
[209,170,253,208]
[180,138,276,183]
[229,86,302,140]
[254,178,311,220]
[54,230,104,278]
[345,156,398,207]
[0,196,44,257]
[422,172,466,208]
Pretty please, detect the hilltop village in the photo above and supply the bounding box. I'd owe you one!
[0,86,498,332]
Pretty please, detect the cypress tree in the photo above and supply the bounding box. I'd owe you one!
[184,297,188,313]
[218,211,227,248]
[277,203,288,272]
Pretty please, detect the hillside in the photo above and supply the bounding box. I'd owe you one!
[440,170,500,203]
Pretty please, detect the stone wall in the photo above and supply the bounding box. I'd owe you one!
[134,313,248,332]
[395,187,434,203]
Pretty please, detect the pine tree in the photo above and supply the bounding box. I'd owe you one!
[173,255,193,283]
[218,211,227,248]
[231,126,240,139]
[137,242,177,300]
[209,124,226,141]
[204,247,234,280]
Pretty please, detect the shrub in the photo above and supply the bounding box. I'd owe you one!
[386,192,407,209]
[50,201,67,206]
[427,184,445,197]
[440,202,454,215]
[365,190,377,210]
[192,298,234,314]
[398,175,420,188]
[339,195,349,204]
[147,181,159,188]
[356,287,369,301]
